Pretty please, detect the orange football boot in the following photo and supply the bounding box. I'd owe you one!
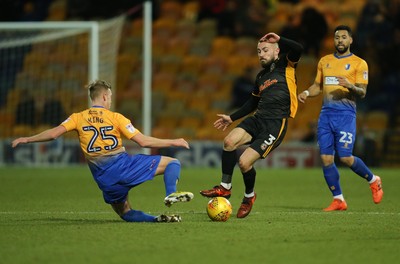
[370,176,383,204]
[323,199,348,212]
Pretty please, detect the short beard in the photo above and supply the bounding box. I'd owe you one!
[335,46,349,55]
[261,60,272,68]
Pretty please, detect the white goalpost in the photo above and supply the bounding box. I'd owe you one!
[0,16,124,125]
[0,15,125,165]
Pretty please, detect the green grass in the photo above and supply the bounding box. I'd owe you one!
[0,166,399,264]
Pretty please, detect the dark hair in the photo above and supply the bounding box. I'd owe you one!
[334,25,352,36]
[86,80,112,101]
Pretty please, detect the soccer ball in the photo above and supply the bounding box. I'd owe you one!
[206,197,232,222]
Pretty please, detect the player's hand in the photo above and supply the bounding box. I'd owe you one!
[336,76,352,90]
[214,114,232,131]
[298,91,308,103]
[260,32,280,43]
[173,138,190,149]
[11,137,28,148]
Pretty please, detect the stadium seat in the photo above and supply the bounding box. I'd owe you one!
[181,55,204,76]
[152,72,176,93]
[153,18,177,43]
[166,37,190,57]
[182,1,199,21]
[176,20,197,39]
[195,73,220,94]
[202,55,226,75]
[174,127,197,139]
[226,55,248,76]
[188,37,212,57]
[210,36,235,58]
[179,116,203,129]
[235,37,257,57]
[175,73,197,93]
[130,19,143,37]
[159,1,183,20]
[364,111,389,131]
[12,125,33,137]
[197,19,217,40]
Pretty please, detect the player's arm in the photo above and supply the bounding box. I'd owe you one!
[131,132,189,149]
[336,76,367,98]
[279,36,303,63]
[260,33,303,63]
[12,125,67,148]
[298,82,322,103]
[229,94,259,121]
[214,95,259,131]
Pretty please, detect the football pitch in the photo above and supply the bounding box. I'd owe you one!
[1,166,399,264]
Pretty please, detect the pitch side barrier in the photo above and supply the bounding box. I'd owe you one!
[0,140,319,168]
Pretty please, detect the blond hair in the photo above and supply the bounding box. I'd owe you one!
[86,80,112,101]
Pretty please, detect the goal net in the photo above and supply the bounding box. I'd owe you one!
[0,15,125,141]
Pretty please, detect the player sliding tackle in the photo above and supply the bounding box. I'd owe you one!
[12,80,193,223]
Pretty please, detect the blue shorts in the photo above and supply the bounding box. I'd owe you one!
[88,153,161,204]
[317,113,356,158]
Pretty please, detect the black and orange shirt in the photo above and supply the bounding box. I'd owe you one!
[253,53,299,119]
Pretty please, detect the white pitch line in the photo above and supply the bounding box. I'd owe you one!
[0,211,399,215]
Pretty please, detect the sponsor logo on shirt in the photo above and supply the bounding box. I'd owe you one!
[62,118,71,124]
[363,71,368,80]
[259,79,278,92]
[325,76,339,85]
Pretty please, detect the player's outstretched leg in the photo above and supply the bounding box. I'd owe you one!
[155,214,182,223]
[164,191,194,207]
[121,209,159,222]
[200,185,232,198]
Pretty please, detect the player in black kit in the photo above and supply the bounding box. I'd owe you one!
[200,32,303,218]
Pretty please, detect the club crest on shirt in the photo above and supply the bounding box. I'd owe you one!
[260,142,267,151]
[345,64,351,70]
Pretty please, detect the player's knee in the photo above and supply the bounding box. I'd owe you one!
[321,155,334,166]
[238,158,251,172]
[340,156,353,167]
[223,137,236,151]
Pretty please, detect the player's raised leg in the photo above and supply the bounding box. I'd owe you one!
[156,157,194,207]
[344,156,384,204]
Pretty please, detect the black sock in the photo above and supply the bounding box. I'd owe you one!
[221,150,237,184]
[243,167,256,194]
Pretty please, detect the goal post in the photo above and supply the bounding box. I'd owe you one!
[0,15,124,138]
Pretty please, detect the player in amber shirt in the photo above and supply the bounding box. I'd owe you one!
[12,80,193,223]
[298,25,383,211]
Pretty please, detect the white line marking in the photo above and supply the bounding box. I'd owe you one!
[0,211,399,215]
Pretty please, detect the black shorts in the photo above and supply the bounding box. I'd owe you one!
[237,116,288,159]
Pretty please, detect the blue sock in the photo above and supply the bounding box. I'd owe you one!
[323,163,342,196]
[350,156,373,181]
[121,210,156,222]
[164,160,181,196]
